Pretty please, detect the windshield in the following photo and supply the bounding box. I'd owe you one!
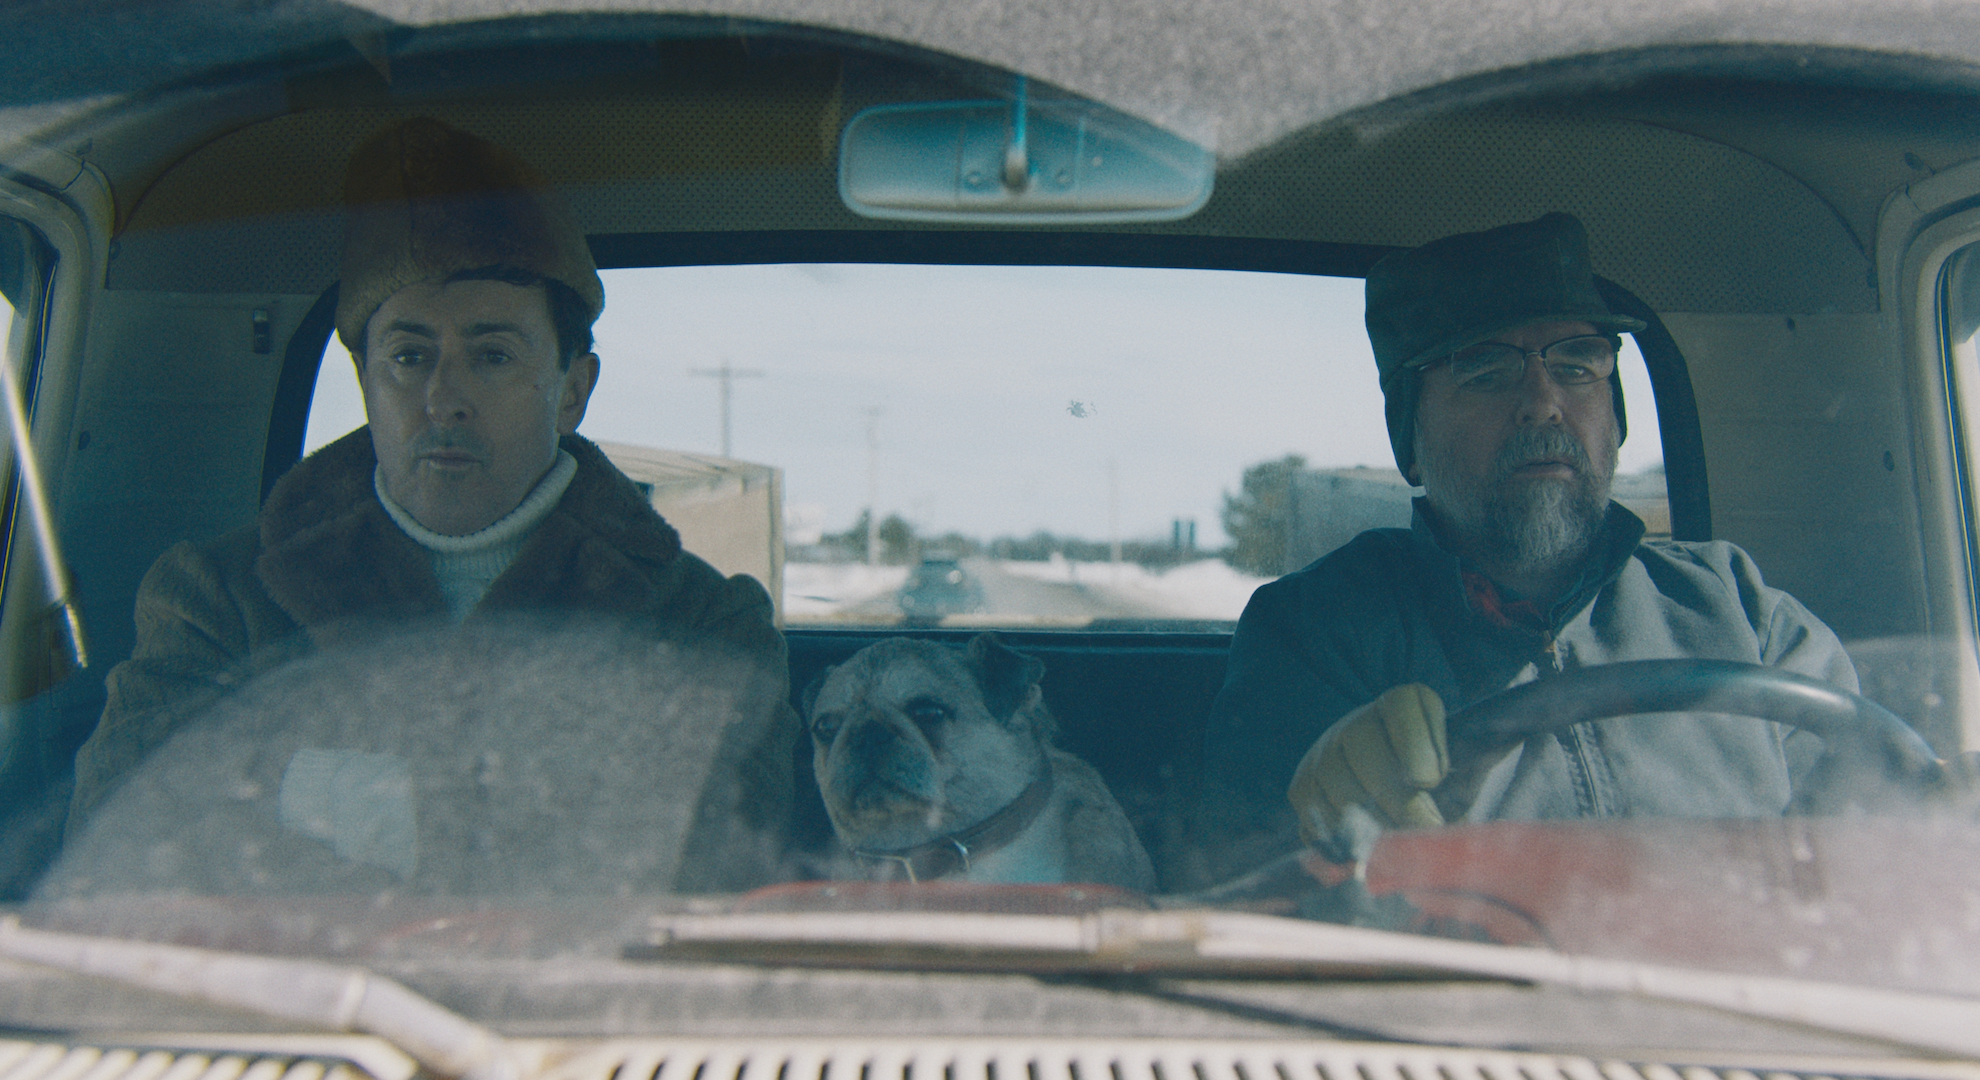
[2,12,1980,1051]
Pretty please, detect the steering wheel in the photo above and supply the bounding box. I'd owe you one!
[1443,659,1946,807]
[1172,660,1953,916]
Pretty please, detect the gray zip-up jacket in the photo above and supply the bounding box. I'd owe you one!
[1189,499,1856,886]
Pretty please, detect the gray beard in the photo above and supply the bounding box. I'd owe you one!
[1439,427,1612,590]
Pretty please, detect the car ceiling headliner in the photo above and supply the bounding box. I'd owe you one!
[9,0,1980,160]
[7,0,1980,317]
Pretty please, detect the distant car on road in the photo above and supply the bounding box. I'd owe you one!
[898,555,984,621]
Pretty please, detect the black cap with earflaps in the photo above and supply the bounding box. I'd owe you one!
[1364,212,1646,478]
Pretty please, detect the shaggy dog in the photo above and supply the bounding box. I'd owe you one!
[804,634,1155,891]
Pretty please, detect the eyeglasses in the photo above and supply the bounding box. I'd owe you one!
[1426,334,1618,393]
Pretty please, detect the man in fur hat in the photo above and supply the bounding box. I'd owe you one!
[67,119,793,889]
[1192,213,1862,883]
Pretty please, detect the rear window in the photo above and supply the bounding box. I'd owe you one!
[305,263,1665,628]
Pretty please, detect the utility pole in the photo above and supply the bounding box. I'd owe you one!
[864,407,883,566]
[1108,458,1122,576]
[689,359,764,457]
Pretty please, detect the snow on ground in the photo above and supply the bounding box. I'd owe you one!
[785,557,1269,622]
[995,557,1269,620]
[783,563,908,619]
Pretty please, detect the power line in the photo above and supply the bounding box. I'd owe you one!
[864,407,883,567]
[688,360,765,457]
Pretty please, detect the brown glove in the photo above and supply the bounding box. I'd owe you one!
[1288,683,1450,845]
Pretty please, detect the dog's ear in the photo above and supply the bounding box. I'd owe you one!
[966,632,1045,724]
[800,665,835,722]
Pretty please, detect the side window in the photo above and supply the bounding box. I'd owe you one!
[0,216,71,703]
[0,248,15,336]
[0,218,36,379]
[0,245,17,377]
[1612,336,1669,535]
[0,213,83,900]
[303,337,365,452]
[1941,244,1980,628]
[1899,240,1980,757]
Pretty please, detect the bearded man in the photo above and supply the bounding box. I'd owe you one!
[1192,212,1859,882]
[64,120,793,889]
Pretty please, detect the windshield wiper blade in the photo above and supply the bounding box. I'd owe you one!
[0,915,531,1080]
[645,907,1980,1060]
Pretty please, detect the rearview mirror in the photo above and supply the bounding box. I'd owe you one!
[838,87,1213,224]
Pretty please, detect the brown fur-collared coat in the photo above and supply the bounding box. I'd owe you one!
[68,428,794,891]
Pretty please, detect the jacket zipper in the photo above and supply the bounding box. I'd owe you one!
[1540,631,1608,816]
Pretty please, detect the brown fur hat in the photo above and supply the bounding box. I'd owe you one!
[335,118,605,356]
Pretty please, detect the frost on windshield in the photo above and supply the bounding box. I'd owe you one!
[41,617,793,898]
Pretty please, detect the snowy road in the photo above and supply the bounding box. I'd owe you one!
[783,557,1266,626]
[967,558,1170,621]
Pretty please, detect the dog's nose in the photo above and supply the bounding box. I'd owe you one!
[842,716,907,759]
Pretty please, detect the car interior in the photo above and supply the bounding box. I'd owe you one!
[4,20,1980,896]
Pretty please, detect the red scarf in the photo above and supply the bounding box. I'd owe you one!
[1462,570,1548,632]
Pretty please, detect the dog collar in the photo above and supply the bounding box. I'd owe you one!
[854,769,1055,883]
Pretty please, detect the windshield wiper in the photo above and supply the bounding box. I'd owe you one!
[644,907,1980,1060]
[0,915,528,1080]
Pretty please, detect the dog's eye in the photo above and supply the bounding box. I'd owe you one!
[905,700,950,728]
[811,712,844,740]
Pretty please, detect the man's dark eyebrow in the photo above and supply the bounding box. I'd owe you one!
[378,319,533,340]
[380,318,437,339]
[463,321,531,338]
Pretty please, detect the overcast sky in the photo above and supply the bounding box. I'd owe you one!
[305,264,1663,548]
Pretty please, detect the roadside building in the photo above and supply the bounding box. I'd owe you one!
[596,442,785,621]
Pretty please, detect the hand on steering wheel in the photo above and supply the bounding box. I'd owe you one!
[1290,660,1955,851]
[1288,683,1450,844]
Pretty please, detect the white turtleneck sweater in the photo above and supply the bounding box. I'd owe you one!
[374,449,579,621]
